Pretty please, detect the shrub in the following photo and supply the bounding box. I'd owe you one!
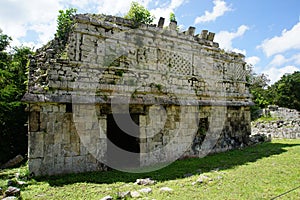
[124,2,154,24]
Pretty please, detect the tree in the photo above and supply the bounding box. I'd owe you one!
[0,30,12,70]
[248,69,300,120]
[124,1,154,24]
[0,30,11,51]
[0,31,32,164]
[269,71,300,111]
[247,66,271,119]
[248,70,271,106]
[55,8,77,43]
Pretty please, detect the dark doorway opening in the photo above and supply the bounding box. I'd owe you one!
[107,113,140,169]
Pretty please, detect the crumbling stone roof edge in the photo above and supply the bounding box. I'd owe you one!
[73,14,245,58]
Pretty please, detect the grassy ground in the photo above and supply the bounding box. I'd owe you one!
[1,139,300,200]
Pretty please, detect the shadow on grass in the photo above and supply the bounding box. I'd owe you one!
[36,141,300,187]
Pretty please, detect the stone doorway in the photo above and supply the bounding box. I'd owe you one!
[107,113,140,169]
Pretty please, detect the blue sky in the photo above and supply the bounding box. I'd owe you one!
[1,0,300,84]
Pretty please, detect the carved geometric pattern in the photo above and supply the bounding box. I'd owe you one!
[234,64,246,81]
[224,63,246,81]
[157,49,192,75]
[228,63,246,81]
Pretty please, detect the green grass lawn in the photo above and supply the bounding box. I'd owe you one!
[1,139,300,200]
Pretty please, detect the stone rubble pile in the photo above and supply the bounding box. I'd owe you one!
[263,105,299,120]
[252,106,300,139]
[2,186,20,199]
[99,171,225,200]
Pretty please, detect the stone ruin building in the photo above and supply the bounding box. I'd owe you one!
[23,14,253,176]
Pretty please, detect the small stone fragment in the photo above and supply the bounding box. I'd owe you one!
[46,49,55,54]
[159,187,173,192]
[4,186,21,197]
[134,178,156,186]
[15,173,20,179]
[100,195,113,200]
[192,175,212,185]
[2,197,18,200]
[130,191,141,198]
[139,187,152,194]
[17,181,27,186]
[117,191,130,199]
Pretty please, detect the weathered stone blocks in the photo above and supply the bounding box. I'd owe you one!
[24,14,253,176]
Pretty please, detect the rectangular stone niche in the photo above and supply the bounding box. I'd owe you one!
[107,113,140,168]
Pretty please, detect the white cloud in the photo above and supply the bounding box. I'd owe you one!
[267,53,300,68]
[69,0,91,10]
[232,48,246,55]
[169,0,186,9]
[95,0,188,25]
[214,25,249,53]
[151,7,173,24]
[150,0,187,24]
[291,53,300,65]
[67,0,101,12]
[258,22,300,57]
[30,22,57,47]
[96,0,152,16]
[194,0,231,24]
[262,65,300,84]
[0,0,189,48]
[269,54,287,67]
[96,0,132,15]
[0,0,63,47]
[245,56,260,66]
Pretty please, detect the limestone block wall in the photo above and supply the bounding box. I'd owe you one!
[23,14,253,176]
[139,105,199,167]
[27,103,197,175]
[26,14,251,105]
[28,104,107,175]
[28,103,251,175]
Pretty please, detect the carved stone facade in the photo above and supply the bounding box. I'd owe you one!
[23,14,253,176]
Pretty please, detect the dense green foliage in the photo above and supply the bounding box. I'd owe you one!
[0,31,32,164]
[0,33,11,51]
[55,8,77,42]
[124,1,154,24]
[249,71,300,119]
[248,72,271,119]
[0,8,76,164]
[268,71,300,110]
